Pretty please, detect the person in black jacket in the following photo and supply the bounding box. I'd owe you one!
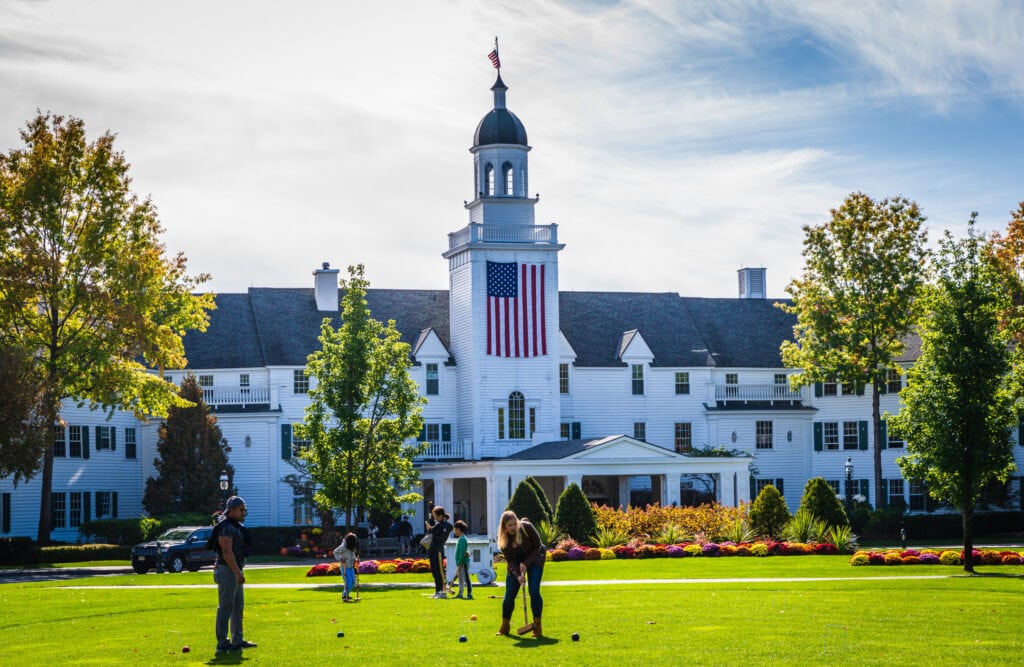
[398,516,413,556]
[424,505,452,599]
[496,510,546,637]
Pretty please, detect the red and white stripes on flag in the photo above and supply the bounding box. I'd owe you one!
[487,49,501,69]
[486,261,546,357]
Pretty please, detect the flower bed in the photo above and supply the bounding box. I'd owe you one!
[306,558,432,577]
[849,548,1024,566]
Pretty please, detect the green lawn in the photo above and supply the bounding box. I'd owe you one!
[2,558,1022,665]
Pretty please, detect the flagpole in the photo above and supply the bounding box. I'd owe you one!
[494,36,500,74]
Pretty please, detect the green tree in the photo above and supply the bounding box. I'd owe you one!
[749,484,791,539]
[554,483,598,545]
[0,343,49,484]
[507,479,547,524]
[524,476,554,523]
[796,477,849,528]
[143,375,234,516]
[295,264,425,532]
[0,113,214,543]
[890,218,1017,572]
[780,192,928,507]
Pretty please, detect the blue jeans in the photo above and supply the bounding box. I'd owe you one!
[502,563,543,618]
[214,564,244,647]
[343,566,355,597]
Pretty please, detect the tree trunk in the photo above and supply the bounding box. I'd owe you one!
[35,387,60,545]
[962,508,974,573]
[872,378,884,509]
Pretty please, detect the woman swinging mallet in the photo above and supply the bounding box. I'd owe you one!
[496,510,545,637]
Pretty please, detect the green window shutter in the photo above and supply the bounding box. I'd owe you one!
[2,493,9,532]
[281,423,292,460]
[813,423,823,451]
[112,492,118,519]
[417,427,426,442]
[855,382,865,396]
[441,424,451,442]
[749,477,756,499]
[775,478,784,495]
[1018,419,1024,446]
[858,421,869,450]
[95,426,101,451]
[814,382,823,397]
[82,427,90,459]
[83,493,91,522]
[880,420,887,450]
[859,479,870,504]
[878,376,887,395]
[572,422,581,439]
[110,427,116,451]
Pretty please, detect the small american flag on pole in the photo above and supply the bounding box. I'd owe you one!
[487,261,546,357]
[487,49,501,69]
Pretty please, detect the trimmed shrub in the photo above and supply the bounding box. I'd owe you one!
[0,537,35,565]
[939,550,962,565]
[797,477,849,528]
[507,480,548,526]
[34,544,130,564]
[80,518,162,545]
[749,485,791,539]
[555,483,598,545]
[524,476,554,523]
[598,548,616,560]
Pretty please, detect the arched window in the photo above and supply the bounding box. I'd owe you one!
[519,167,526,196]
[484,163,495,196]
[502,161,514,196]
[508,391,525,439]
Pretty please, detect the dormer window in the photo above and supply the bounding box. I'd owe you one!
[502,161,513,195]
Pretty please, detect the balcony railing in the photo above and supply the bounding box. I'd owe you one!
[712,384,803,402]
[414,441,465,461]
[203,386,272,408]
[448,223,558,249]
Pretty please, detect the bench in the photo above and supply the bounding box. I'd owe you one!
[361,536,400,557]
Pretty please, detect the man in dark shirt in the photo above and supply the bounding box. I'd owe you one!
[214,496,256,653]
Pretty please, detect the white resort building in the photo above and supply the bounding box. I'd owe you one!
[2,67,1022,541]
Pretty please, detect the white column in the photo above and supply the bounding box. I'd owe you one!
[437,478,455,515]
[720,472,736,507]
[664,472,681,506]
[564,474,582,490]
[618,476,630,506]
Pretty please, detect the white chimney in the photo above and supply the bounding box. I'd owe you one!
[313,262,340,311]
[737,267,766,299]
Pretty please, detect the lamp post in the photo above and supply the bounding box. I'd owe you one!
[219,470,230,510]
[844,457,854,509]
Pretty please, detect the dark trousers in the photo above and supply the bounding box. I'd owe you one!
[501,563,543,618]
[214,564,244,647]
[428,548,445,592]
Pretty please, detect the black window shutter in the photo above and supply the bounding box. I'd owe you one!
[110,427,116,451]
[417,426,426,442]
[2,493,9,532]
[813,423,823,451]
[858,421,869,450]
[880,420,888,450]
[814,382,823,397]
[112,492,118,519]
[572,422,581,439]
[95,426,101,451]
[441,424,451,442]
[859,479,870,504]
[281,423,292,460]
[82,427,90,459]
[1019,418,1024,446]
[775,478,784,495]
[83,493,91,522]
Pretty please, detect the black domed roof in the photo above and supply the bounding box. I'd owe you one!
[473,109,528,147]
[472,74,528,147]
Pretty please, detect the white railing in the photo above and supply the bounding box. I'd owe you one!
[414,441,465,461]
[712,384,803,402]
[204,386,272,407]
[448,223,558,248]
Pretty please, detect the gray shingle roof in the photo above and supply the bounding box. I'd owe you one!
[181,287,917,372]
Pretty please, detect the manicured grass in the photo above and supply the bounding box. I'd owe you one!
[2,558,1022,665]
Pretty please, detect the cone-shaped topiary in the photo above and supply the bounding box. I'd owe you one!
[507,478,547,525]
[525,476,554,523]
[555,483,598,545]
[749,484,791,539]
[797,477,849,529]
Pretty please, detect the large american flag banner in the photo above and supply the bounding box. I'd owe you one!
[486,261,546,357]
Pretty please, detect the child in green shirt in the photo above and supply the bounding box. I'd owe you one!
[450,520,472,600]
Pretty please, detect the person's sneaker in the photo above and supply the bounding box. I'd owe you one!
[230,641,258,650]
[466,596,474,600]
[215,642,234,653]
[434,592,447,599]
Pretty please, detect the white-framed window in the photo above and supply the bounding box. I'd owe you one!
[484,163,494,196]
[755,478,781,495]
[124,427,137,460]
[887,479,905,507]
[725,373,738,397]
[529,408,536,438]
[51,493,66,529]
[823,422,840,450]
[886,368,901,393]
[908,480,925,510]
[675,372,690,395]
[887,422,904,449]
[508,391,526,439]
[68,425,82,458]
[293,369,309,394]
[825,479,840,495]
[292,435,311,457]
[97,425,112,451]
[633,422,646,441]
[425,363,439,395]
[843,422,859,450]
[425,423,440,442]
[497,408,505,440]
[240,373,250,396]
[774,373,788,396]
[53,425,66,458]
[756,421,773,449]
[560,423,571,439]
[97,491,112,518]
[674,422,692,453]
[198,374,214,402]
[631,365,644,395]
[70,492,83,528]
[823,379,838,396]
[502,161,513,195]
[293,492,314,525]
[559,364,570,394]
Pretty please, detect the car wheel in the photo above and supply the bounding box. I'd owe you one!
[168,554,187,573]
[132,563,150,575]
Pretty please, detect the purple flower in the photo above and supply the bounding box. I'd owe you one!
[919,553,939,564]
[666,545,685,558]
[567,547,586,561]
[701,543,720,556]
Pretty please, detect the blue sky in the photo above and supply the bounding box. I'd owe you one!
[2,0,1022,298]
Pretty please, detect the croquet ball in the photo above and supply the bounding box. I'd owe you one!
[572,633,580,642]
[337,631,345,638]
[182,646,190,653]
[459,635,467,643]
[470,614,477,621]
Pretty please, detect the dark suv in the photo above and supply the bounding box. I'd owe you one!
[130,526,216,574]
